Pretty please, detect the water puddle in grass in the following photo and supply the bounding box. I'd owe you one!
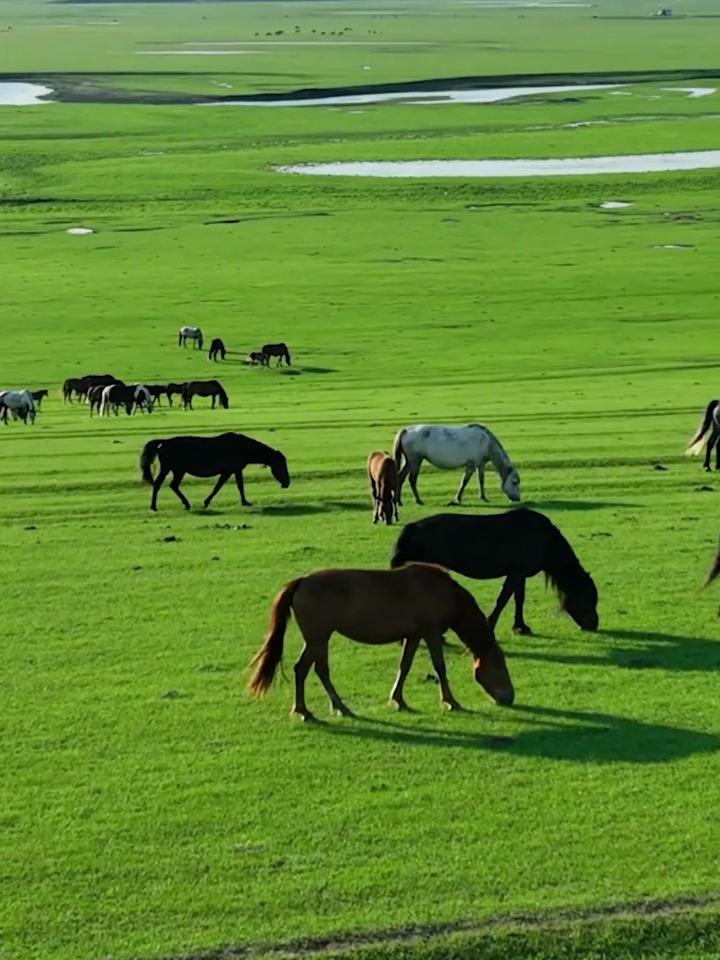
[664,86,716,98]
[216,82,617,108]
[277,150,720,178]
[0,82,53,106]
[654,243,694,249]
[136,50,266,56]
[600,201,633,209]
[66,227,94,235]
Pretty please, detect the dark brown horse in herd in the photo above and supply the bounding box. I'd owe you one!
[248,563,514,720]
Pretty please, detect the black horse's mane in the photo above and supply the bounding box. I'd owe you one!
[544,522,591,608]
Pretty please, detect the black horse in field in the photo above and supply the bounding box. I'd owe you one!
[209,338,226,362]
[140,432,290,512]
[391,509,598,635]
[262,342,291,366]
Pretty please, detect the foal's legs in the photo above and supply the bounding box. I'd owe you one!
[313,638,353,717]
[204,473,231,508]
[235,470,252,507]
[169,470,191,511]
[425,635,462,711]
[512,578,532,635]
[451,464,474,505]
[150,464,170,511]
[389,637,420,710]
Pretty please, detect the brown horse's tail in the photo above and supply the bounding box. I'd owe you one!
[392,428,406,474]
[686,400,719,456]
[704,538,720,588]
[247,578,303,697]
[140,439,162,484]
[218,385,229,409]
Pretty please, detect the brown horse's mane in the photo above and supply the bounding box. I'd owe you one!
[449,584,495,659]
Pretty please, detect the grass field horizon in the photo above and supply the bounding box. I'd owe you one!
[2,2,720,959]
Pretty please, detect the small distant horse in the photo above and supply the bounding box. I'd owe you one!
[262,342,291,367]
[209,338,226,362]
[178,326,203,350]
[248,351,269,367]
[247,563,514,721]
[145,384,168,407]
[367,451,400,525]
[686,399,720,471]
[0,390,36,425]
[62,373,116,403]
[393,423,521,506]
[129,384,154,414]
[391,509,598,635]
[181,380,229,410]
[166,383,185,407]
[140,431,290,511]
[88,384,105,416]
[31,389,48,409]
[100,383,135,416]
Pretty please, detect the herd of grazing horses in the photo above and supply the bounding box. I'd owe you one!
[3,332,718,720]
[179,326,292,367]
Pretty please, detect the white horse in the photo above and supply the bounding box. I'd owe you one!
[392,423,521,506]
[178,326,203,350]
[132,384,154,414]
[0,389,36,425]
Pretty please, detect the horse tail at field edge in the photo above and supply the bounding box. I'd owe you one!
[686,400,719,455]
[140,439,163,484]
[704,538,720,588]
[392,427,406,474]
[247,577,303,697]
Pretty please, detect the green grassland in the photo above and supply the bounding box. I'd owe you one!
[2,1,720,959]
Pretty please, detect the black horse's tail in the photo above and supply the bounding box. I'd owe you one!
[704,538,720,588]
[247,578,303,697]
[687,400,719,455]
[218,385,229,409]
[140,439,162,484]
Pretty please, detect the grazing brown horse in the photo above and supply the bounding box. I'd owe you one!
[182,380,229,410]
[31,389,48,409]
[367,450,400,525]
[62,373,116,403]
[262,342,291,366]
[248,563,514,720]
[166,383,185,407]
[248,351,269,367]
[209,338,226,362]
[145,384,169,407]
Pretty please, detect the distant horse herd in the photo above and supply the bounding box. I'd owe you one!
[2,331,718,719]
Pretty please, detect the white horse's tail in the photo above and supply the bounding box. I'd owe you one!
[686,400,719,456]
[392,428,407,473]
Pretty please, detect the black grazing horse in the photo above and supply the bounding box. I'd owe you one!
[686,399,720,471]
[140,432,290,512]
[209,338,226,362]
[390,509,598,635]
[262,342,291,366]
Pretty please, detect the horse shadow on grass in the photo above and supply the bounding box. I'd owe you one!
[524,499,642,511]
[312,704,720,764]
[508,628,720,673]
